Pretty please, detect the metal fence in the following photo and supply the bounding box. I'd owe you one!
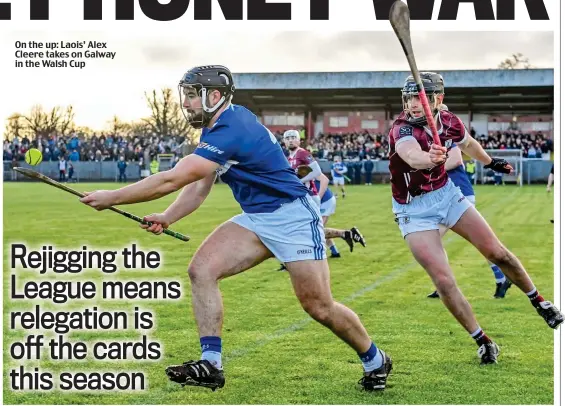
[4,158,553,184]
[4,161,144,182]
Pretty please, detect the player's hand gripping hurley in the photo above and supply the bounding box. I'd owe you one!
[389,0,441,146]
[13,167,190,242]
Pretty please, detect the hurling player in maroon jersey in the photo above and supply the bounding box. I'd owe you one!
[284,130,322,203]
[275,130,366,272]
[388,72,563,365]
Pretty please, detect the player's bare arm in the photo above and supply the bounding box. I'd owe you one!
[456,132,492,165]
[80,154,219,210]
[164,172,217,224]
[317,173,330,198]
[457,131,513,173]
[444,146,464,171]
[141,173,217,235]
[396,138,447,169]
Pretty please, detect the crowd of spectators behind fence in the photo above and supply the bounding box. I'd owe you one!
[3,133,186,166]
[4,127,554,165]
[276,128,553,161]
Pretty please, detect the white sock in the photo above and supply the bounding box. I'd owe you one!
[201,351,222,370]
[362,349,384,372]
[470,327,482,338]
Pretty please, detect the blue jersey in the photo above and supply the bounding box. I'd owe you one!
[448,164,474,197]
[193,105,310,214]
[314,180,333,204]
[331,162,346,178]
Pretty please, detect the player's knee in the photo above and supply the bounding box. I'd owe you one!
[485,245,512,267]
[188,262,216,285]
[301,298,333,325]
[434,272,457,294]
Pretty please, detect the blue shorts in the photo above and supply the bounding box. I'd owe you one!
[392,178,472,238]
[229,194,326,263]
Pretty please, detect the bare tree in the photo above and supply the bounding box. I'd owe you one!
[21,104,75,138]
[107,115,131,136]
[143,88,192,139]
[130,120,152,138]
[59,105,76,137]
[498,53,533,69]
[4,113,30,140]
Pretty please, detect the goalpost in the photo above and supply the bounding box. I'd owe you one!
[473,149,523,186]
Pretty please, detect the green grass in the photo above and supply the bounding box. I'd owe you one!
[3,182,556,404]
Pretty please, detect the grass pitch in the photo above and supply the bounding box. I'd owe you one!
[3,181,556,404]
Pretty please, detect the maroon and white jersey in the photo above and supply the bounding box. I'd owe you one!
[388,110,468,204]
[288,147,318,195]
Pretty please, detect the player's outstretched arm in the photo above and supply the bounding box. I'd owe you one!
[457,133,513,173]
[163,172,217,224]
[140,173,217,235]
[456,133,492,165]
[80,154,220,210]
[445,146,464,171]
[396,138,446,170]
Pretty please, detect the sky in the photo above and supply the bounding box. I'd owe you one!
[0,30,554,132]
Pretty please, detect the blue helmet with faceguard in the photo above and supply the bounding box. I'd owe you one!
[178,65,236,129]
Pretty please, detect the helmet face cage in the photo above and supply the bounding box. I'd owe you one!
[179,83,206,129]
[401,74,445,126]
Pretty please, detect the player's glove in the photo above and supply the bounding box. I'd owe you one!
[484,158,513,174]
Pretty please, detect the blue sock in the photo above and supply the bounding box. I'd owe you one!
[200,336,222,369]
[330,245,339,255]
[358,342,383,372]
[490,263,506,283]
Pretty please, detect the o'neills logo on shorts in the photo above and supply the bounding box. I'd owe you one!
[297,249,313,255]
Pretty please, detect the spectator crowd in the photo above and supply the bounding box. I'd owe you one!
[274,129,553,162]
[3,132,186,166]
[4,128,553,166]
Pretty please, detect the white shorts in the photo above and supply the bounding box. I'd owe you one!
[333,177,345,186]
[229,194,326,263]
[320,196,337,217]
[312,194,321,208]
[392,179,472,238]
[466,195,476,205]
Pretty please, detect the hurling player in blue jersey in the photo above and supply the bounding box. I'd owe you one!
[331,156,347,198]
[80,66,391,392]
